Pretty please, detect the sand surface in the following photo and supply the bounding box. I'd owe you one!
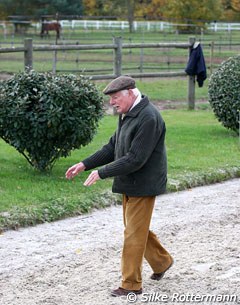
[0,179,239,305]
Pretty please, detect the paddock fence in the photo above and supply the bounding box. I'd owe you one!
[2,20,240,34]
[0,37,198,109]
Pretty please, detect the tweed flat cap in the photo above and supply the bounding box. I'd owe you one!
[103,76,136,95]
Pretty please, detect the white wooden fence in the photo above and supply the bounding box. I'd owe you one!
[2,20,240,33]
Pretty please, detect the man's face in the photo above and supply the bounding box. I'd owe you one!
[109,90,135,114]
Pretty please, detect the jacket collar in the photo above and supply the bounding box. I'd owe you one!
[121,95,149,119]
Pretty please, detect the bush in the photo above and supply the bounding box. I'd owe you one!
[0,70,104,171]
[208,56,240,135]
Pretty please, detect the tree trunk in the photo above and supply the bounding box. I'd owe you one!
[126,0,135,33]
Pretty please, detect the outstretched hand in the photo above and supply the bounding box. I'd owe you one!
[65,162,86,180]
[66,163,100,186]
[83,170,100,186]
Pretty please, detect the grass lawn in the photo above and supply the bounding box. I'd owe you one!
[97,77,209,105]
[0,109,239,231]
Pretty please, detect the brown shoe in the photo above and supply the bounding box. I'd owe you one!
[111,287,143,297]
[150,260,174,281]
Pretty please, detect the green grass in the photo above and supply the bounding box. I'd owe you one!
[0,110,239,231]
[164,111,240,177]
[98,78,209,102]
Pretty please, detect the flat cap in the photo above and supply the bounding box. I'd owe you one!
[103,75,136,95]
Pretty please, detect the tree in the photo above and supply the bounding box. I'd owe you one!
[82,0,118,17]
[0,0,83,19]
[82,0,135,32]
[164,0,223,33]
[125,0,134,32]
[135,0,167,20]
[0,0,33,19]
[35,0,83,16]
[221,0,240,21]
[229,0,240,11]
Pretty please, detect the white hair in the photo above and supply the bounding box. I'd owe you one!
[120,88,141,97]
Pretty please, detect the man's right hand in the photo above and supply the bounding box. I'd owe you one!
[65,162,86,180]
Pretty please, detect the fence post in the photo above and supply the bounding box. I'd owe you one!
[24,38,33,70]
[210,41,214,75]
[113,36,122,77]
[188,37,196,110]
[112,37,122,115]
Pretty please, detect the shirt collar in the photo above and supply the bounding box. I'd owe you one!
[129,92,142,112]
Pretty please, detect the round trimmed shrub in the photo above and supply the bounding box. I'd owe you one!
[0,70,104,171]
[208,56,240,135]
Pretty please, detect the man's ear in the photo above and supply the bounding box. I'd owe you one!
[128,89,134,97]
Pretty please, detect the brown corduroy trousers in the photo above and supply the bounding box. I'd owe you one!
[121,195,173,290]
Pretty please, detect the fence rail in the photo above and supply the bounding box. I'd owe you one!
[0,37,197,109]
[0,47,25,53]
[2,20,240,37]
[3,20,240,32]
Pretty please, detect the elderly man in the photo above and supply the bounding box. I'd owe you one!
[65,76,173,297]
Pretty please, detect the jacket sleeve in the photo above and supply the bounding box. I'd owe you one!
[82,132,116,171]
[98,116,164,179]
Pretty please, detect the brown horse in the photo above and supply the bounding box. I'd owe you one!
[40,22,61,39]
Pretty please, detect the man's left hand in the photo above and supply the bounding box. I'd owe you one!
[84,170,100,186]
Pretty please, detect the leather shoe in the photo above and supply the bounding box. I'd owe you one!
[150,261,174,281]
[111,287,143,297]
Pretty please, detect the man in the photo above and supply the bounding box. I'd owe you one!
[65,75,173,297]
